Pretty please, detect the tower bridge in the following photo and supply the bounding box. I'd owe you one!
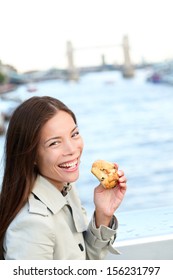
[66,35,134,81]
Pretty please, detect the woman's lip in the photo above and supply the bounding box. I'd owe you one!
[58,158,79,169]
[60,161,79,172]
[64,163,79,172]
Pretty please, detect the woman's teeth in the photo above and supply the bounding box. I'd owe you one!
[59,160,78,169]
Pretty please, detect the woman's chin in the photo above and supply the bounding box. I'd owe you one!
[64,169,80,183]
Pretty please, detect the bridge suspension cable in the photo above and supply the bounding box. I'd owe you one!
[74,44,121,51]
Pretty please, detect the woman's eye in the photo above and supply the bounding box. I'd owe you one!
[49,141,59,147]
[72,131,79,138]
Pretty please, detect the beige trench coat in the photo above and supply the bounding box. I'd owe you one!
[3,175,119,260]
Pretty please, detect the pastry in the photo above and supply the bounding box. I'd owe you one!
[91,160,119,189]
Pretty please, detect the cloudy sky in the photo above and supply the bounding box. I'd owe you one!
[0,0,173,72]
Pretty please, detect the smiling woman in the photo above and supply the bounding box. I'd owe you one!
[0,95,127,260]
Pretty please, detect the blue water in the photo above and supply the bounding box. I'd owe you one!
[0,69,173,219]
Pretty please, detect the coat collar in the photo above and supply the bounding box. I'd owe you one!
[31,175,67,214]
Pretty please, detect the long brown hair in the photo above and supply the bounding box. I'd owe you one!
[0,96,77,258]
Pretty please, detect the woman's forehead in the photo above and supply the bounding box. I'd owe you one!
[40,111,76,137]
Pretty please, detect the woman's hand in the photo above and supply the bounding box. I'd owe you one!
[94,163,127,228]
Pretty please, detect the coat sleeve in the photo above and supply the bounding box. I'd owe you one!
[84,213,120,260]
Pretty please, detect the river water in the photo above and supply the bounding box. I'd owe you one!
[0,69,173,219]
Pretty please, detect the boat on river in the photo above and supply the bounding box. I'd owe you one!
[26,82,37,93]
[147,60,173,85]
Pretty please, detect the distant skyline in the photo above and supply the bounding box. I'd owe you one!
[0,0,173,72]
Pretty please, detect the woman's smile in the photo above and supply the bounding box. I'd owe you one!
[58,158,79,172]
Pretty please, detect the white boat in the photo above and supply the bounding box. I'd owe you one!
[26,82,37,93]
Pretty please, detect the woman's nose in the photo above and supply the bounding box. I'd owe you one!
[62,139,75,155]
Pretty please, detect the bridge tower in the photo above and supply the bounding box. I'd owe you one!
[66,41,79,81]
[122,35,134,78]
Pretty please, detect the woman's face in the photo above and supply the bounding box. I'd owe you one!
[36,110,84,190]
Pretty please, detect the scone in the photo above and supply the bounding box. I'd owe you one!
[91,160,119,189]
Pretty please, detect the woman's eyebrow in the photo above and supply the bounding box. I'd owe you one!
[44,136,61,144]
[71,125,78,132]
[44,125,78,144]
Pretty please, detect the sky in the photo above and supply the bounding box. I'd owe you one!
[0,0,173,72]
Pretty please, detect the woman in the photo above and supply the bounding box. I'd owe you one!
[0,96,127,260]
